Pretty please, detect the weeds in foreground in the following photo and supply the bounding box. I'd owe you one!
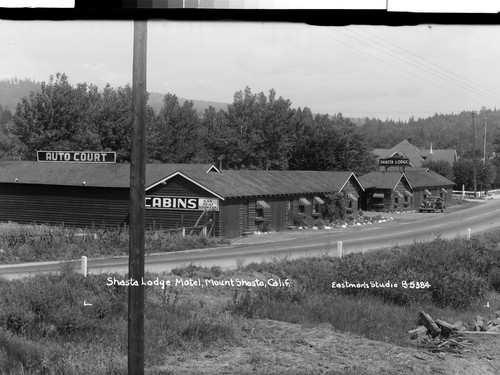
[0,222,230,264]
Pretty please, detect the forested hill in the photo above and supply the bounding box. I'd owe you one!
[2,77,500,161]
[0,78,41,111]
[360,109,500,158]
[0,78,228,117]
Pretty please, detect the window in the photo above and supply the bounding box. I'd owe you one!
[256,208,264,219]
[298,197,311,214]
[255,200,269,222]
[395,197,399,204]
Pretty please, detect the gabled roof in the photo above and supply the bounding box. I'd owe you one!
[358,171,412,190]
[0,161,218,188]
[373,140,458,168]
[372,140,424,167]
[404,168,455,187]
[421,150,458,165]
[161,170,363,198]
[0,161,362,198]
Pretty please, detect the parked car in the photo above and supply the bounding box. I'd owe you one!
[418,196,445,213]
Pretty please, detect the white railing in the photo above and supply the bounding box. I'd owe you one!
[452,188,500,198]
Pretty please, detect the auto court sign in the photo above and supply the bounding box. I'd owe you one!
[145,196,219,211]
[37,151,117,163]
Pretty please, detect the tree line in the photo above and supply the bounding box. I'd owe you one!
[3,73,500,190]
[9,73,376,173]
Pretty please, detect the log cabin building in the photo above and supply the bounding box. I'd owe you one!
[0,161,364,238]
[358,168,454,211]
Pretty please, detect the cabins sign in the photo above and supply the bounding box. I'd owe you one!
[37,151,117,163]
[379,157,410,166]
[145,196,219,211]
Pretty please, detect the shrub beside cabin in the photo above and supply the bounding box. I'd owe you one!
[0,161,364,238]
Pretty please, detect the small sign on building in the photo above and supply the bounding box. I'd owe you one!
[37,151,117,163]
[379,157,410,166]
[145,196,219,211]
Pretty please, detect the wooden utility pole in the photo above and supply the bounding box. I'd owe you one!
[484,117,487,165]
[129,20,147,375]
[472,111,477,197]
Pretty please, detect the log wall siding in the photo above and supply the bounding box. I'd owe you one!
[392,180,413,211]
[0,183,130,228]
[341,179,360,212]
[220,199,242,238]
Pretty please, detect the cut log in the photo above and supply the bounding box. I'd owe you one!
[486,325,499,333]
[409,325,428,340]
[435,319,456,337]
[419,311,441,337]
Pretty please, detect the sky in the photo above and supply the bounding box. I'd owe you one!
[1,19,500,121]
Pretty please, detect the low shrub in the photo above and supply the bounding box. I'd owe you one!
[239,232,500,309]
[0,267,127,339]
[0,222,230,264]
[257,220,273,232]
[171,264,223,279]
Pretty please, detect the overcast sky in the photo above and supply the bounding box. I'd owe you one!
[1,20,500,121]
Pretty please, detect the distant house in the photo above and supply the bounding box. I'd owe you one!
[373,140,458,168]
[358,168,455,211]
[358,171,413,211]
[404,168,455,208]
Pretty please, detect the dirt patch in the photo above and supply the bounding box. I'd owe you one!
[153,319,500,375]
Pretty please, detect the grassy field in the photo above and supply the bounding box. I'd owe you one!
[1,228,500,374]
[0,222,230,264]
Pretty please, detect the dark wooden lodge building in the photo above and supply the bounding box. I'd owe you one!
[358,168,454,211]
[358,171,413,211]
[0,161,364,238]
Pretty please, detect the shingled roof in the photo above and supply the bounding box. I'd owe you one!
[404,168,455,187]
[150,170,363,198]
[0,161,363,198]
[0,161,218,188]
[373,140,458,168]
[357,171,411,190]
[421,149,458,165]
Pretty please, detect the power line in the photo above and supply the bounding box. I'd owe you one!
[333,27,500,106]
[350,26,500,104]
[305,25,489,109]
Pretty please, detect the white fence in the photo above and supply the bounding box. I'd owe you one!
[452,187,500,199]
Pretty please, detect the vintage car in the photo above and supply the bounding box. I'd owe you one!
[418,196,445,213]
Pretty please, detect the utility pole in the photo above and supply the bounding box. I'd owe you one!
[484,117,487,165]
[129,20,147,375]
[472,111,477,197]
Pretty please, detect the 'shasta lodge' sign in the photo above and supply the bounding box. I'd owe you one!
[379,157,410,166]
[145,196,219,211]
[37,151,117,163]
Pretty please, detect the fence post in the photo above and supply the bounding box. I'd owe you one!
[81,256,87,277]
[337,241,343,258]
[467,228,471,240]
[182,228,185,238]
[462,184,465,199]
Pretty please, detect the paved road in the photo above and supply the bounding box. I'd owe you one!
[1,198,500,279]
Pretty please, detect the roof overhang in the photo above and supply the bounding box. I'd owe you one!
[145,171,225,200]
[339,172,365,193]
